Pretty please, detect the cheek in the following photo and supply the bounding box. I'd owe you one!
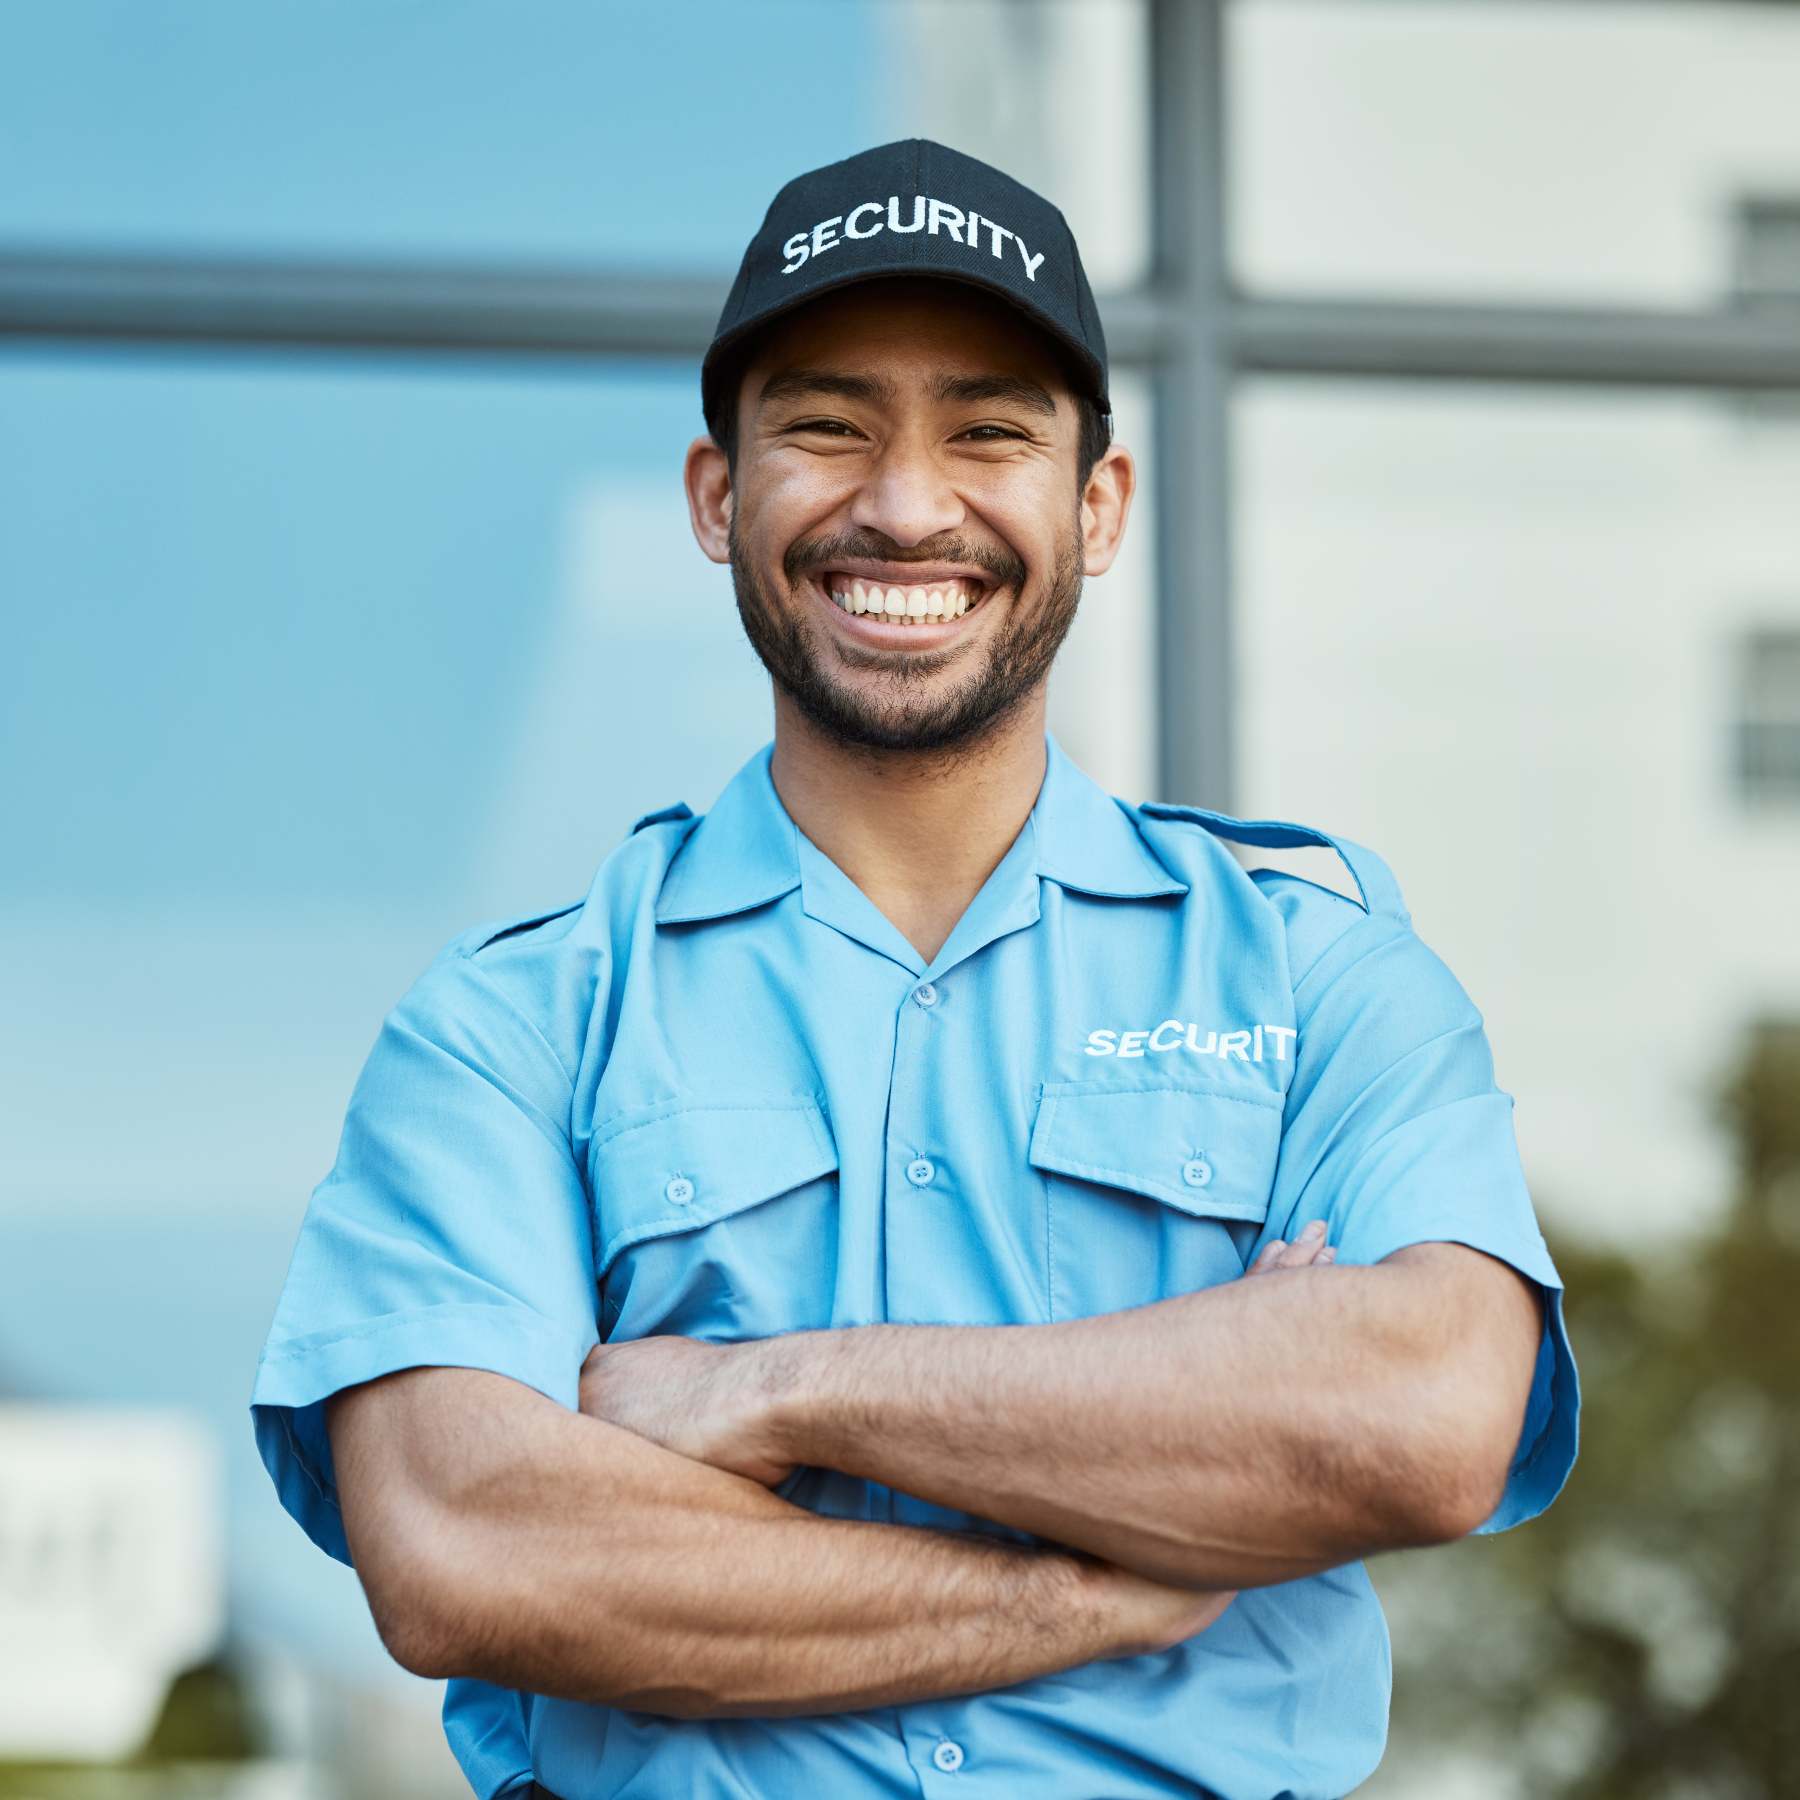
[962,474,1065,561]
[741,470,859,569]
[763,455,863,518]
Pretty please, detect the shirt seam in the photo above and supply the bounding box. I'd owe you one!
[257,1297,583,1365]
[1289,912,1412,1007]
[592,1094,827,1152]
[1286,1021,1493,1183]
[1331,1081,1525,1187]
[451,948,582,1095]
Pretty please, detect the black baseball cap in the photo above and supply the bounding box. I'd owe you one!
[702,138,1111,433]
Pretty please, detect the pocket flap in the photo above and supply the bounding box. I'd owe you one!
[591,1094,838,1276]
[1027,1081,1280,1222]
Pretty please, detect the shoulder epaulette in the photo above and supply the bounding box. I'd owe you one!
[629,801,696,835]
[1136,799,1410,926]
[468,901,583,955]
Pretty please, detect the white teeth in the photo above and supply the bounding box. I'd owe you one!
[825,575,985,623]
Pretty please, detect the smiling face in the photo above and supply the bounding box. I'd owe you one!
[684,276,1135,756]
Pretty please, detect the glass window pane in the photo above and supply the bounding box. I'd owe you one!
[1736,624,1800,804]
[2,0,899,265]
[1230,1,1800,306]
[1234,377,1800,1237]
[0,349,760,920]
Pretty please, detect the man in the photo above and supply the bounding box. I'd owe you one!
[251,140,1579,1800]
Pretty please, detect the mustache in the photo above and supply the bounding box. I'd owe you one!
[784,531,1028,591]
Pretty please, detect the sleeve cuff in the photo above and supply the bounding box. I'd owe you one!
[1467,1274,1580,1536]
[249,1301,593,1565]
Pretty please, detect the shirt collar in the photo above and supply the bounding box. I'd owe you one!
[653,727,1187,927]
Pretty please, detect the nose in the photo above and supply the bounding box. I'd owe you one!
[847,436,966,547]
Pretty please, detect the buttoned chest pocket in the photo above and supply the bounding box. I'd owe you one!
[590,1095,840,1343]
[1027,1080,1281,1321]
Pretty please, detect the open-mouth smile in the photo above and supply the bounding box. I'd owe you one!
[802,566,1004,645]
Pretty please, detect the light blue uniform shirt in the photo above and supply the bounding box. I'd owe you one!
[252,727,1579,1800]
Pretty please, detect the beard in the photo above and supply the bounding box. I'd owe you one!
[727,511,1085,755]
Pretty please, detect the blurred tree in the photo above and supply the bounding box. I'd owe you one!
[0,1653,262,1798]
[139,1655,263,1764]
[1371,1020,1800,1799]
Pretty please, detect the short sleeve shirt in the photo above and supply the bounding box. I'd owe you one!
[251,727,1580,1800]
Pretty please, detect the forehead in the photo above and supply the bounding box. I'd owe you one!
[743,276,1074,404]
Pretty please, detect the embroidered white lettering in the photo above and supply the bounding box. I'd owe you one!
[844,201,883,239]
[926,198,967,242]
[777,196,1040,280]
[1083,1021,1299,1064]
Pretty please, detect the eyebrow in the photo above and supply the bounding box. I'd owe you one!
[757,368,1060,418]
[758,369,896,408]
[931,372,1059,417]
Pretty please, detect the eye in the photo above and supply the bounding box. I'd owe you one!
[960,424,1026,442]
[789,417,859,436]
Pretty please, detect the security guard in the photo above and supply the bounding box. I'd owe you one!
[252,140,1579,1800]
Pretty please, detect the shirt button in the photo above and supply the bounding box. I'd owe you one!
[906,1157,935,1187]
[1181,1157,1213,1188]
[912,981,939,1008]
[664,1175,695,1205]
[932,1739,964,1772]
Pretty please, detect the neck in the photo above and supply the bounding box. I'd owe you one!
[767,693,1050,963]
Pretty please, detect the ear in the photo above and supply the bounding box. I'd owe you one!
[1079,442,1136,578]
[684,435,733,564]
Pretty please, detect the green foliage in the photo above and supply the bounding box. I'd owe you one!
[1372,1022,1800,1799]
[0,1655,263,1797]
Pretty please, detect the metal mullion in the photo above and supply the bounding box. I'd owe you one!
[1148,0,1236,808]
[7,252,1799,389]
[1228,294,1800,390]
[0,251,728,358]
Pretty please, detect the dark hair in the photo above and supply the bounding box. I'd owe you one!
[704,338,1113,491]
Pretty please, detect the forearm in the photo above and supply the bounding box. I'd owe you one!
[333,1366,1165,1717]
[761,1259,1486,1590]
[453,1424,1127,1717]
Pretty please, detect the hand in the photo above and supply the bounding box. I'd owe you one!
[1244,1218,1336,1277]
[578,1334,794,1488]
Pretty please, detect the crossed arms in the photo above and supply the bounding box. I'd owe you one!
[325,1227,1543,1717]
